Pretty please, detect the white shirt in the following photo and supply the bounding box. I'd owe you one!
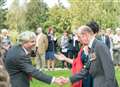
[73,35,78,47]
[22,47,29,55]
[88,36,95,49]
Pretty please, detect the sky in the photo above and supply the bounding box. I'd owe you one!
[6,0,70,8]
[43,0,70,8]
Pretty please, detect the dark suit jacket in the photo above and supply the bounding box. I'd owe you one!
[70,39,118,87]
[5,45,53,87]
[97,35,111,49]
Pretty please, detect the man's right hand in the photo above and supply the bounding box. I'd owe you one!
[53,76,70,86]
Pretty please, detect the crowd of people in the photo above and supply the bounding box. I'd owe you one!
[0,21,119,87]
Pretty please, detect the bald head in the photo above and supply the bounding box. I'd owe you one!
[36,27,42,34]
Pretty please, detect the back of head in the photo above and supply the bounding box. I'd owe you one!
[86,21,99,34]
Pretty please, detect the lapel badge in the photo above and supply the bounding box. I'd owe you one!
[90,52,96,61]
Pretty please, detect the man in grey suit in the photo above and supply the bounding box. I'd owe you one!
[5,31,62,87]
[60,26,118,87]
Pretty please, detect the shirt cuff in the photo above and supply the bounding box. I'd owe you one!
[51,77,56,84]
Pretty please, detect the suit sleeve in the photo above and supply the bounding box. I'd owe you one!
[36,35,40,47]
[16,56,53,84]
[69,68,89,83]
[106,36,111,49]
[97,44,115,86]
[44,35,48,51]
[69,57,91,83]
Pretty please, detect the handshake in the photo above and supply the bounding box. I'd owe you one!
[54,76,70,86]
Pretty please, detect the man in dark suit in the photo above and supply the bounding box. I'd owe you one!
[97,29,111,49]
[61,26,118,87]
[5,31,62,87]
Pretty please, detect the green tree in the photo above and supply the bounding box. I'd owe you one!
[0,0,7,29]
[69,0,120,29]
[26,0,49,31]
[45,5,72,34]
[6,0,27,32]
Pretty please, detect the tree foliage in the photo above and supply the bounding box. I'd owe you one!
[4,0,120,33]
[44,5,72,34]
[69,0,120,30]
[6,0,48,32]
[26,0,49,31]
[6,0,27,32]
[0,0,7,29]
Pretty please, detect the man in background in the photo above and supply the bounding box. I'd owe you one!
[35,27,48,70]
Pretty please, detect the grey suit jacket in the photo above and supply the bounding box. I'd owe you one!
[5,45,53,87]
[70,39,118,87]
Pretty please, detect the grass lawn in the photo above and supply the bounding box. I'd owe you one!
[31,69,120,87]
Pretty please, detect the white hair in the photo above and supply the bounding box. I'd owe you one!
[18,31,36,44]
[1,29,8,33]
[77,25,93,34]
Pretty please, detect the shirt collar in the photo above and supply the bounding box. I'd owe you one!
[22,47,29,55]
[88,36,95,48]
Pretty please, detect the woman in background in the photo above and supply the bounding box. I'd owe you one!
[45,27,57,71]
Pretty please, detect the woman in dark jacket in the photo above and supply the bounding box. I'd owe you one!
[45,27,57,71]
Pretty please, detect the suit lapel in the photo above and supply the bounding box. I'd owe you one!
[91,39,97,51]
[89,39,98,75]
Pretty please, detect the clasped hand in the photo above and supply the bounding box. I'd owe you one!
[54,76,69,86]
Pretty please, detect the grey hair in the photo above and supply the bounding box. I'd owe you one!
[77,25,93,35]
[17,31,36,45]
[1,29,8,33]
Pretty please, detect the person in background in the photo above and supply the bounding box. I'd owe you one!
[86,21,99,37]
[106,28,114,60]
[0,35,10,87]
[0,29,12,62]
[68,31,80,59]
[97,29,111,49]
[1,29,12,48]
[5,31,63,87]
[113,28,120,68]
[35,27,48,70]
[0,60,10,87]
[60,31,69,69]
[67,31,80,69]
[45,27,56,71]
